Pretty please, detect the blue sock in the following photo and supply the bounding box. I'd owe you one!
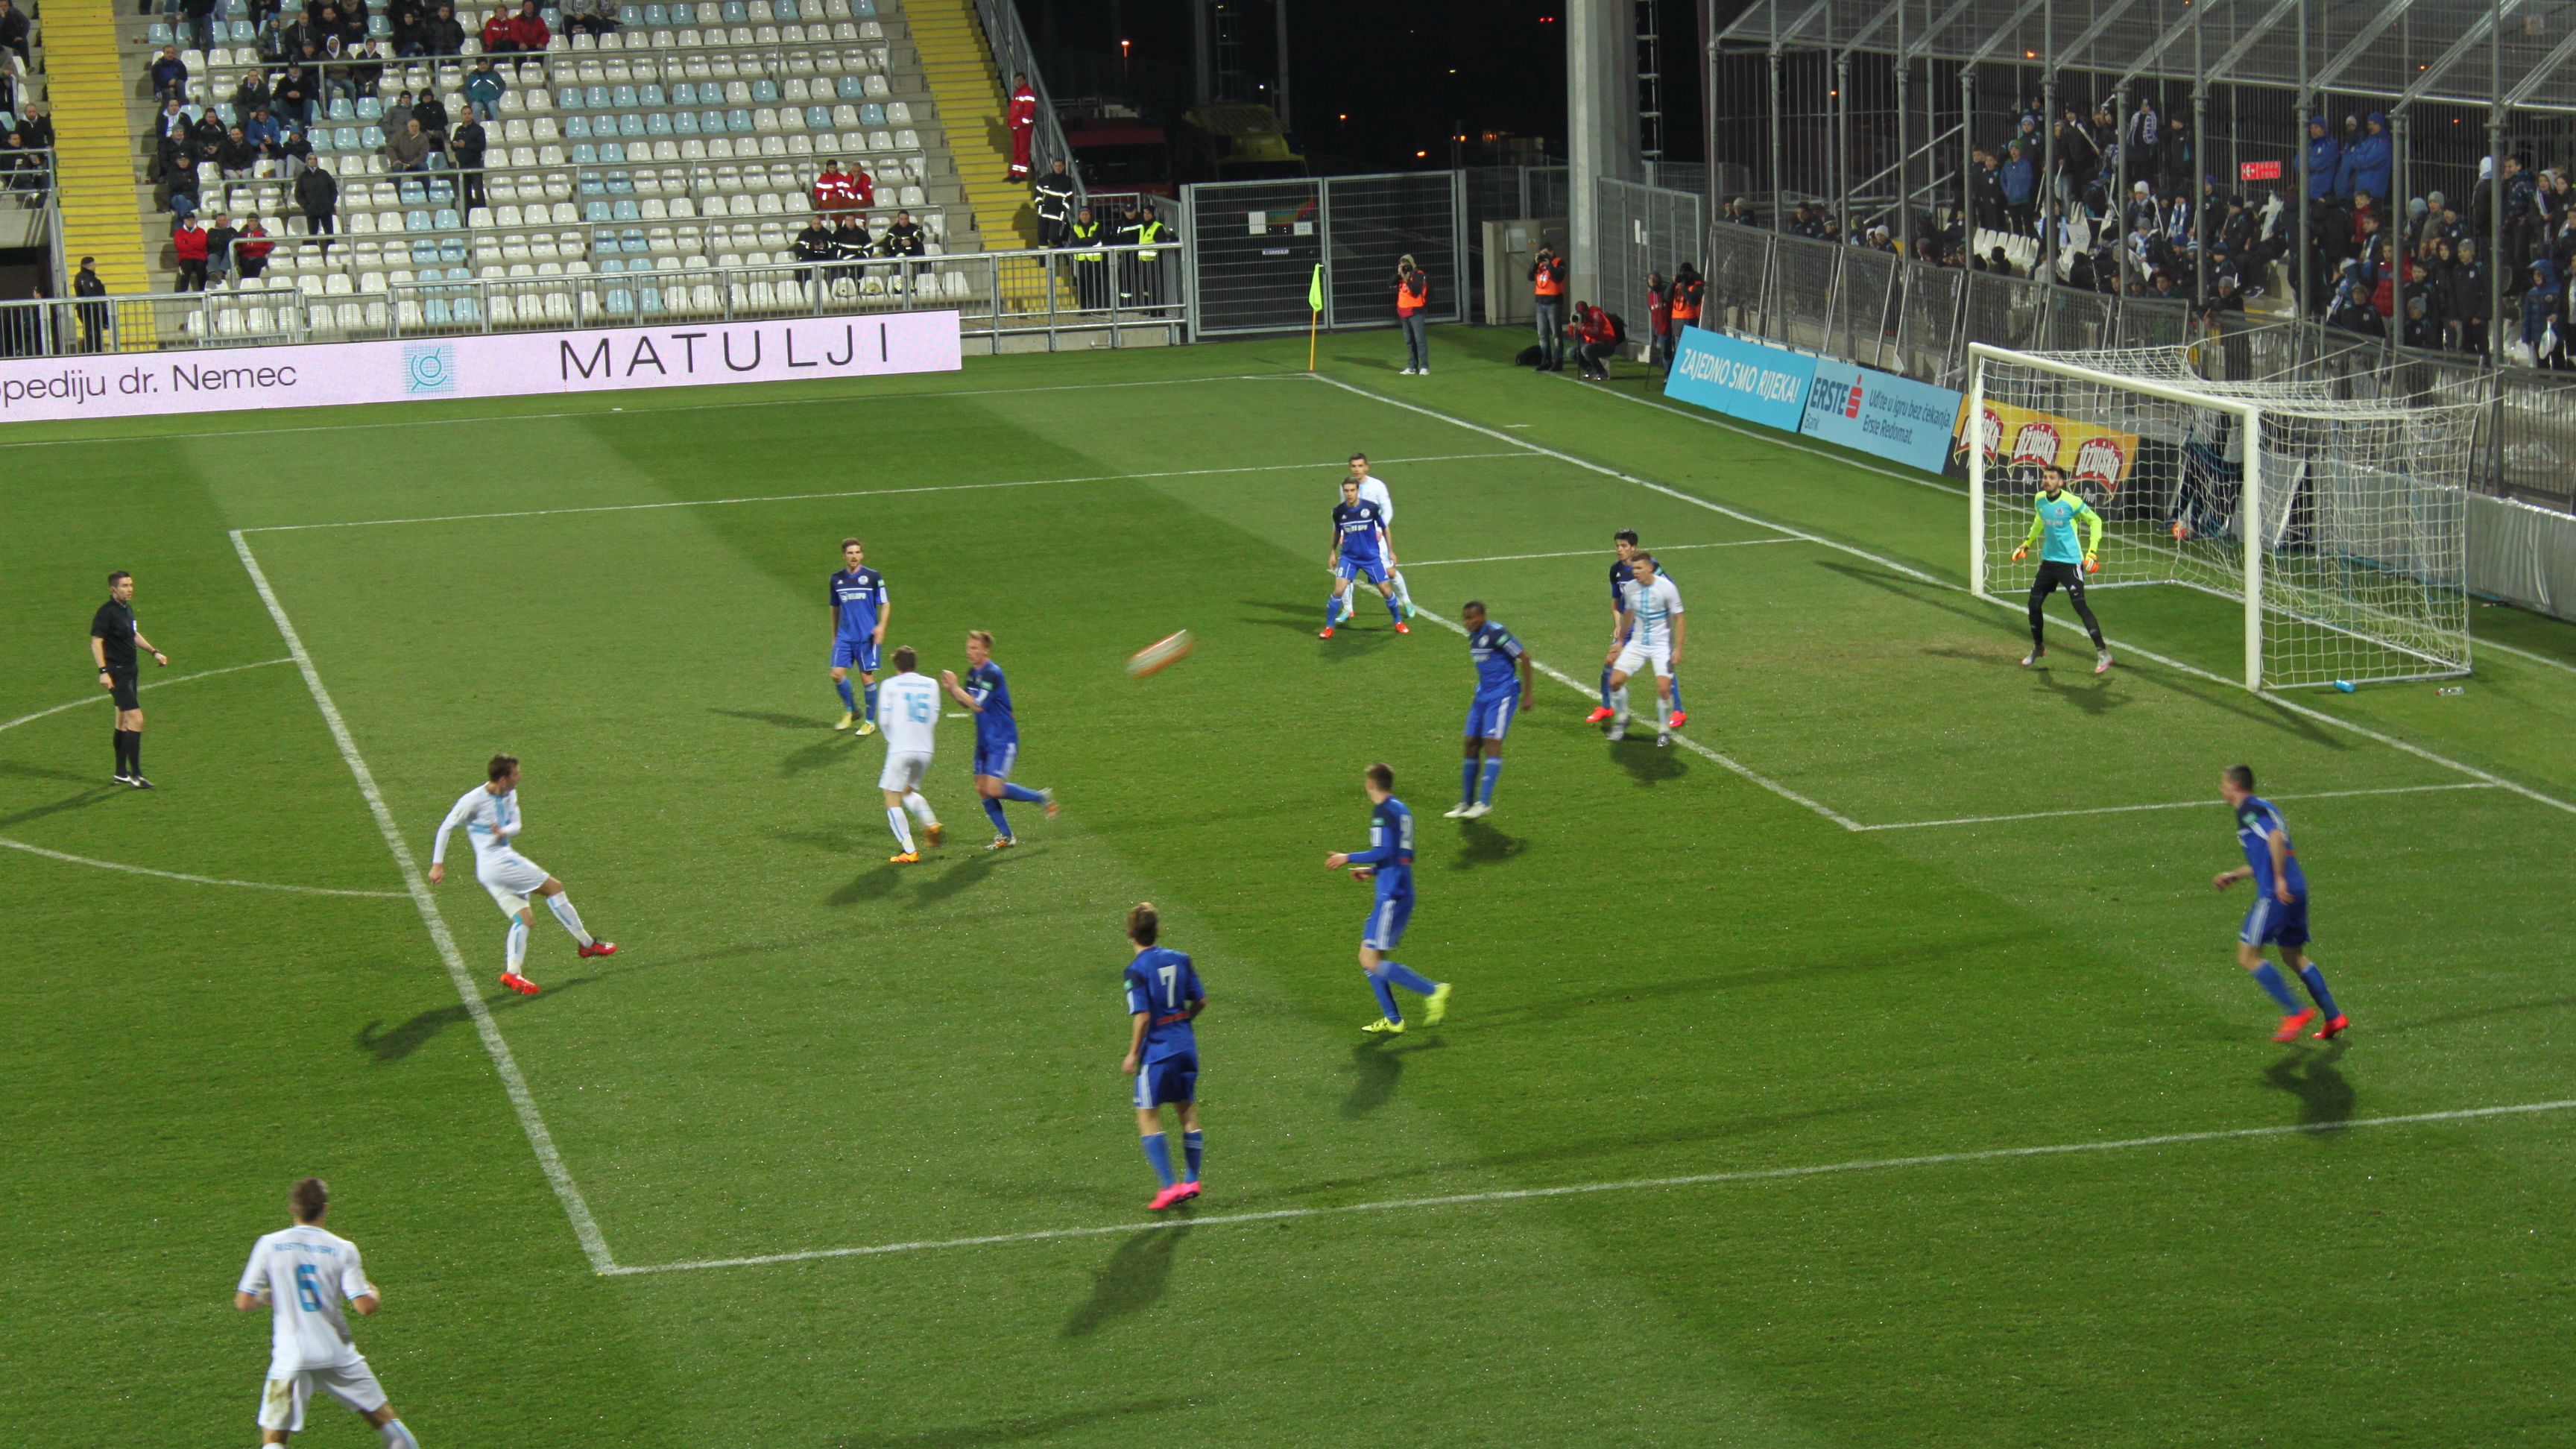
[836,676,857,713]
[1670,676,1683,710]
[1140,1131,1174,1188]
[982,797,1011,836]
[2298,963,2340,1016]
[1181,1129,1202,1182]
[1382,961,1439,996]
[2250,962,2301,1012]
[1459,757,1480,806]
[1480,757,1503,804]
[1328,592,1344,626]
[1000,782,1045,803]
[1386,593,1404,624]
[1367,971,1401,1023]
[1598,666,1613,708]
[861,680,878,722]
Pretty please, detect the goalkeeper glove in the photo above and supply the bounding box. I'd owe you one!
[2010,547,2027,562]
[2083,552,2099,573]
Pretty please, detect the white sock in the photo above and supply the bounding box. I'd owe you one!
[903,790,937,827]
[886,806,915,853]
[1611,686,1629,720]
[380,1419,420,1449]
[505,918,528,972]
[544,892,593,947]
[1392,570,1411,606]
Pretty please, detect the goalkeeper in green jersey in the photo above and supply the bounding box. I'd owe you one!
[2011,464,2114,675]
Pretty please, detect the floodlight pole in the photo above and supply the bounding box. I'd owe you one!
[1835,53,1852,233]
[2192,6,2207,315]
[2296,0,2311,332]
[1769,45,1785,235]
[2488,0,2504,374]
[1896,0,1912,258]
[1960,66,1977,260]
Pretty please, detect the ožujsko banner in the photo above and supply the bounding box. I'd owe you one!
[1797,359,1964,475]
[0,312,963,423]
[1661,325,1816,433]
[1950,397,2141,491]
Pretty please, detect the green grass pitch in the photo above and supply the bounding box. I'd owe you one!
[4,325,2575,1446]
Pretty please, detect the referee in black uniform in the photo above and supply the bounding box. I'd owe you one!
[89,570,169,787]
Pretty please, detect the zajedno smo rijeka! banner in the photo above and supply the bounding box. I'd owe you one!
[0,311,963,424]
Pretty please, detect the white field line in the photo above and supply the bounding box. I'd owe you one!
[230,531,617,1274]
[1309,374,2576,818]
[2478,636,2576,677]
[237,452,1527,534]
[1857,781,2500,832]
[602,1096,2576,1276]
[0,656,294,735]
[1406,538,1802,568]
[0,372,1306,451]
[1404,602,1864,831]
[0,835,410,897]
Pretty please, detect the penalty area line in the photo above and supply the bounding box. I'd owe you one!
[601,1096,2576,1276]
[1407,538,1802,568]
[0,836,411,897]
[0,657,295,736]
[1857,780,2501,832]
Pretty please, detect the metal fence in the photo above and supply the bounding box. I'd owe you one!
[0,242,1183,356]
[1181,171,1468,338]
[1596,177,1702,340]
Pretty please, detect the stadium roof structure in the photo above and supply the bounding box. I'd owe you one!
[1712,0,2576,115]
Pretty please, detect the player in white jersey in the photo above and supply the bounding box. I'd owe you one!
[235,1177,422,1448]
[1606,554,1686,746]
[1332,452,1415,623]
[874,645,946,863]
[429,753,617,996]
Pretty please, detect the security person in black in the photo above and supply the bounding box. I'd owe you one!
[1111,201,1144,303]
[1033,157,1076,247]
[89,569,169,787]
[793,216,837,287]
[1068,204,1106,309]
[1130,203,1166,307]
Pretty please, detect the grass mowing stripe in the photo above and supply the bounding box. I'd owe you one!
[0,835,411,897]
[600,1096,2576,1275]
[0,657,295,735]
[238,452,1527,534]
[229,529,618,1274]
[1856,781,2502,832]
[1310,373,2576,818]
[1407,538,1803,567]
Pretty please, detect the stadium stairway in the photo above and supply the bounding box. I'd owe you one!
[900,0,1030,251]
[42,0,154,292]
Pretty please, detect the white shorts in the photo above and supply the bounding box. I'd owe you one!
[258,1358,387,1433]
[1614,641,1673,680]
[477,850,550,918]
[878,751,931,793]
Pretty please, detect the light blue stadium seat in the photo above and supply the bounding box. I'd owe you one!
[618,4,643,22]
[329,97,356,120]
[147,21,174,44]
[404,207,431,230]
[640,83,665,105]
[721,0,747,21]
[725,108,750,132]
[215,102,238,125]
[669,1,695,21]
[585,85,610,107]
[610,84,636,107]
[367,13,390,35]
[672,80,698,104]
[454,295,481,323]
[600,256,626,272]
[571,142,599,162]
[599,141,628,162]
[853,0,874,14]
[398,178,426,203]
[558,86,584,109]
[645,111,672,136]
[611,198,640,221]
[672,110,700,134]
[804,105,830,130]
[584,200,612,222]
[857,101,883,127]
[606,288,635,316]
[356,95,383,120]
[833,75,861,99]
[428,179,454,204]
[229,20,256,41]
[752,78,779,104]
[698,109,724,133]
[613,113,640,136]
[411,239,439,262]
[564,115,593,139]
[643,3,666,22]
[434,206,460,229]
[640,285,665,315]
[578,173,605,195]
[424,297,453,323]
[620,227,645,250]
[605,170,634,194]
[362,124,385,147]
[335,125,362,149]
[540,7,561,28]
[438,239,467,262]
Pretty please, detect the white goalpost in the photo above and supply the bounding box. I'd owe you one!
[1966,341,2477,690]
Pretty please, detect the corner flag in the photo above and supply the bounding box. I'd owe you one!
[1306,264,1324,370]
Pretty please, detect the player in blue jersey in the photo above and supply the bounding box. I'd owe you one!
[1587,531,1685,728]
[1120,902,1206,1212]
[938,629,1059,849]
[827,537,891,734]
[1448,600,1534,819]
[2214,764,2348,1041]
[1325,763,1449,1034]
[1319,477,1409,640]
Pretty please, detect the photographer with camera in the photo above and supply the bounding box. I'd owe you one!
[1394,255,1432,376]
[1531,244,1568,372]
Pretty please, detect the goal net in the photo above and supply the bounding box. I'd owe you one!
[1966,341,2475,689]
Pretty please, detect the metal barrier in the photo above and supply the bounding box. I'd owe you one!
[0,242,1184,356]
[1181,171,1466,338]
[1595,177,1701,343]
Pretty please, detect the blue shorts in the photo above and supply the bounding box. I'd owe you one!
[1134,1053,1198,1108]
[831,637,879,672]
[2240,892,2311,950]
[1336,553,1390,587]
[972,739,1018,780]
[1363,888,1414,950]
[1465,689,1518,741]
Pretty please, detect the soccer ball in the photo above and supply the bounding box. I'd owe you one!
[2170,520,2191,542]
[1126,630,1195,678]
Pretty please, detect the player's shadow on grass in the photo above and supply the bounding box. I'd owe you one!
[909,847,1006,907]
[707,707,824,732]
[1448,817,1527,868]
[1242,599,1394,653]
[1816,560,2343,746]
[829,865,903,907]
[780,736,853,777]
[1609,736,1686,786]
[2264,1041,2354,1127]
[1062,1228,1190,1339]
[356,976,599,1064]
[0,780,125,831]
[1343,1036,1443,1117]
[832,1397,1190,1447]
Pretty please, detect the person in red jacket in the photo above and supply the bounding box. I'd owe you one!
[1006,72,1037,182]
[812,160,853,214]
[508,0,549,50]
[236,218,275,280]
[1644,271,1673,372]
[172,216,210,291]
[1567,300,1617,380]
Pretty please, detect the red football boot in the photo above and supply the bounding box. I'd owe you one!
[578,941,619,959]
[1393,622,1410,634]
[1146,1182,1196,1211]
[1173,1181,1202,1203]
[2271,1008,2318,1043]
[1667,710,1688,729]
[2312,1013,2350,1040]
[499,971,540,996]
[1317,625,1335,640]
[1585,706,1614,724]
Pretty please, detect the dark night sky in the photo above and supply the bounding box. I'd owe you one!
[1020,0,1704,171]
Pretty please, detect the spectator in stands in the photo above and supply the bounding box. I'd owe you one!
[1567,300,1617,381]
[72,256,109,353]
[2448,236,2488,355]
[296,157,339,243]
[16,102,51,157]
[464,55,504,119]
[451,110,487,208]
[164,154,202,219]
[217,124,256,178]
[179,0,219,54]
[2052,105,2100,215]
[812,158,856,214]
[1862,224,1895,253]
[279,124,313,174]
[2520,258,2563,367]
[0,131,36,204]
[244,104,283,157]
[793,215,836,285]
[412,88,449,139]
[1972,148,2005,233]
[2326,258,2379,335]
[188,110,227,168]
[173,214,211,291]
[1034,158,1075,247]
[561,0,618,37]
[2338,113,2392,209]
[151,99,189,178]
[151,46,192,103]
[481,6,518,51]
[1006,72,1036,182]
[235,69,274,116]
[2124,97,2159,186]
[383,116,435,171]
[2006,139,2039,231]
[1722,197,1756,226]
[885,210,926,257]
[274,63,315,127]
[508,0,550,51]
[382,89,414,137]
[2159,114,2194,201]
[0,0,28,67]
[203,212,240,286]
[423,3,466,53]
[236,217,274,279]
